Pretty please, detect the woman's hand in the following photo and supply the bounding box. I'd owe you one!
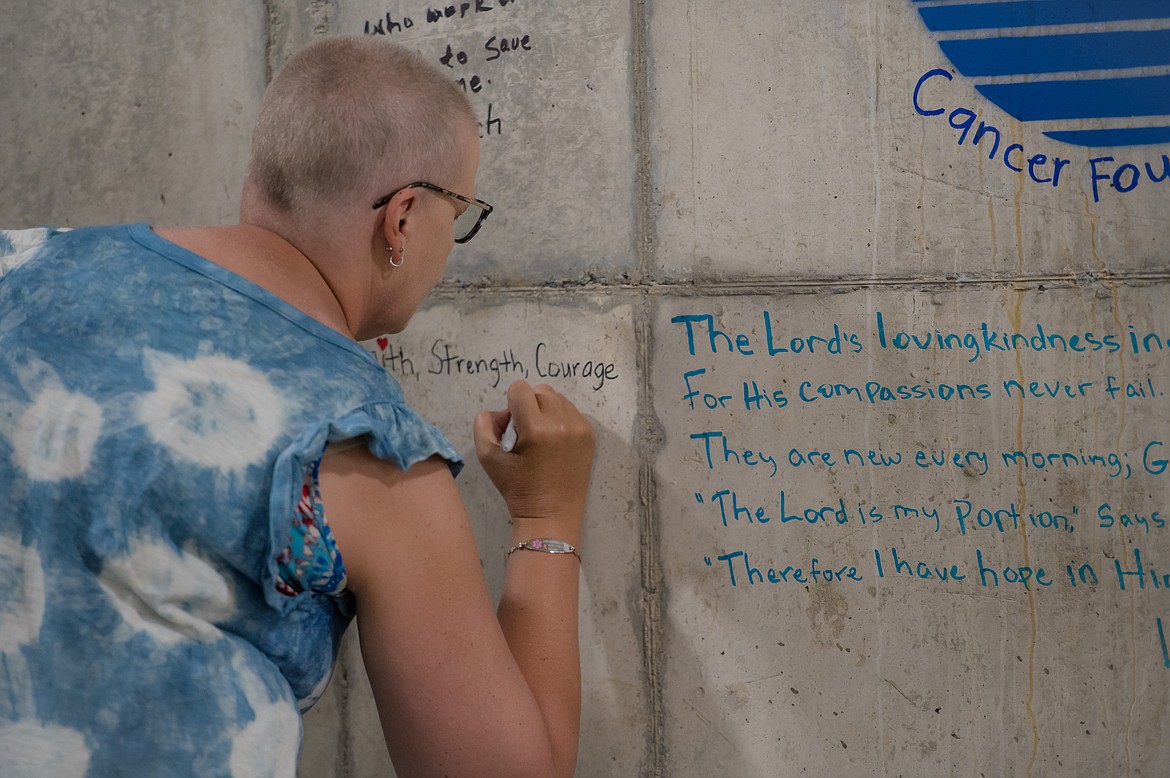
[473,380,595,527]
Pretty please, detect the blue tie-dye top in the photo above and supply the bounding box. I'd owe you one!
[0,224,461,777]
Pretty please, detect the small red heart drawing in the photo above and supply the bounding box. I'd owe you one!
[376,337,389,350]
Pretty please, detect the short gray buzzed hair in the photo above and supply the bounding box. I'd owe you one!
[247,35,475,213]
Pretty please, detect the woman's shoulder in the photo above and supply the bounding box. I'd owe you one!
[155,225,353,338]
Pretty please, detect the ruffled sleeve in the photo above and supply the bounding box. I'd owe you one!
[263,399,462,613]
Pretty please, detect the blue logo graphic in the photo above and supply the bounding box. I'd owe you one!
[915,0,1170,147]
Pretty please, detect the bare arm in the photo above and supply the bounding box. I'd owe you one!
[320,381,594,777]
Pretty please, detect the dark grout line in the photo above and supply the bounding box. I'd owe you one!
[429,269,1170,300]
[631,1,667,773]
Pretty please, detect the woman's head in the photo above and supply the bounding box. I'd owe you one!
[240,36,484,341]
[246,35,476,216]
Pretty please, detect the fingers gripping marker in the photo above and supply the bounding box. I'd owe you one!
[501,417,518,453]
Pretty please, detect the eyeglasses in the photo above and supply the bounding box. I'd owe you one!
[372,181,493,243]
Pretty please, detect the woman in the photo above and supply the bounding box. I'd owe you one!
[0,35,592,777]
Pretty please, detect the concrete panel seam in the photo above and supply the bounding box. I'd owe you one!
[427,270,1170,300]
[635,297,667,778]
[632,0,655,283]
[262,0,280,85]
[336,660,352,778]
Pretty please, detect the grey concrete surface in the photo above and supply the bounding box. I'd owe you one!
[0,0,266,228]
[2,0,1166,775]
[653,286,1170,775]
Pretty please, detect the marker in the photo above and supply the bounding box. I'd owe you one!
[501,417,518,453]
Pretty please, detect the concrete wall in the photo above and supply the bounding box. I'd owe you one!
[4,1,1168,775]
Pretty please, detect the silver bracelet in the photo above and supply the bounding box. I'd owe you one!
[508,538,581,562]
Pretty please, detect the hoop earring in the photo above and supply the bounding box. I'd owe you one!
[387,243,405,268]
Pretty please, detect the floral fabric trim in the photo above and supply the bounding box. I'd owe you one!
[275,456,347,598]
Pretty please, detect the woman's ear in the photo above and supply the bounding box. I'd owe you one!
[380,188,419,250]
